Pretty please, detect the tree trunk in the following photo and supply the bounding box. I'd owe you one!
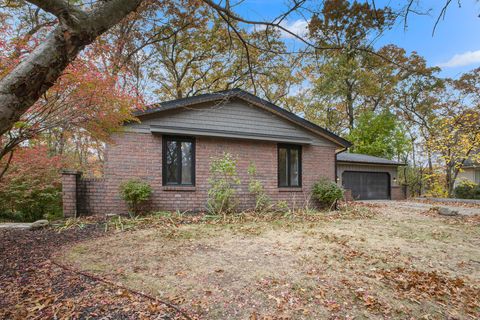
[446,163,455,198]
[0,0,143,136]
[344,78,355,130]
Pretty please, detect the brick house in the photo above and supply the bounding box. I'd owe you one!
[62,89,404,217]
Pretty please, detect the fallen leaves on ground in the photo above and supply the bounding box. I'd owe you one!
[376,267,480,317]
[0,226,192,319]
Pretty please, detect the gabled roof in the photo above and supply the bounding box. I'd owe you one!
[337,152,404,166]
[134,89,351,148]
[463,158,479,168]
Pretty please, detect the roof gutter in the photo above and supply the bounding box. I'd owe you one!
[336,160,406,166]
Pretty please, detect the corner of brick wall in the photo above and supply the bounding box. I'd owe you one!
[62,170,107,217]
[391,186,406,200]
[77,177,107,215]
[343,189,353,201]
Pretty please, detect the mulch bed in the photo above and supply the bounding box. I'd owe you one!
[0,224,190,319]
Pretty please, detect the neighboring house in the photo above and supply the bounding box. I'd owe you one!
[62,89,404,216]
[455,159,480,186]
[336,153,405,200]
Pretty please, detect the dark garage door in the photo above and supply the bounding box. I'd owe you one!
[342,171,390,200]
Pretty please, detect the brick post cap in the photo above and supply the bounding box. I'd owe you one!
[62,169,83,175]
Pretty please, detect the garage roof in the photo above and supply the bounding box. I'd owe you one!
[337,152,404,166]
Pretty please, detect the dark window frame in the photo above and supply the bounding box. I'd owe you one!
[162,135,196,186]
[277,143,302,187]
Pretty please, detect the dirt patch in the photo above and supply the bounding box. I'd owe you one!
[61,207,480,319]
[0,224,187,319]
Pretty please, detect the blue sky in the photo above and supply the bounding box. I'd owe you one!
[236,0,480,78]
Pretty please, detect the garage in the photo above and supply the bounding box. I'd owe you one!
[336,152,405,201]
[342,171,390,200]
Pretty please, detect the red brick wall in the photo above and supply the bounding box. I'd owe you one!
[77,178,107,215]
[343,189,353,201]
[99,132,337,214]
[391,186,406,200]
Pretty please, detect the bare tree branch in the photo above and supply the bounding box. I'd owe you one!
[26,0,87,28]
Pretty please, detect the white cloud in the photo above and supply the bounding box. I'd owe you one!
[438,50,480,68]
[280,19,309,39]
[252,19,309,40]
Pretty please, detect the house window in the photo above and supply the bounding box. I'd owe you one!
[475,170,480,184]
[163,136,195,185]
[278,144,302,187]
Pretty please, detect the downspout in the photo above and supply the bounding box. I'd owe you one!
[335,147,348,184]
[334,147,349,210]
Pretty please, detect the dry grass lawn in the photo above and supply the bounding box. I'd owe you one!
[59,203,480,319]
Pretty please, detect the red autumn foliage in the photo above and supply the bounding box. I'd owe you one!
[0,146,63,221]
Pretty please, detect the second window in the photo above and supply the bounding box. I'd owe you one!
[278,144,302,187]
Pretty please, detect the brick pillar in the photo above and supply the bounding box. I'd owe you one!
[343,189,353,201]
[62,170,81,218]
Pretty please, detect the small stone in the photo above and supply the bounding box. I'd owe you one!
[30,219,49,229]
[437,207,459,216]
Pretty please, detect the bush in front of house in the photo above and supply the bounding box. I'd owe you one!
[207,153,241,217]
[454,180,480,199]
[247,162,271,213]
[311,177,344,209]
[119,179,153,215]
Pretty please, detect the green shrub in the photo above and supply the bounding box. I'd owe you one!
[119,179,153,215]
[247,162,271,213]
[275,200,291,214]
[454,180,480,199]
[311,177,344,208]
[0,186,61,222]
[207,153,241,217]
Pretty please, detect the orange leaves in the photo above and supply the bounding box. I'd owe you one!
[39,53,139,141]
[0,145,62,187]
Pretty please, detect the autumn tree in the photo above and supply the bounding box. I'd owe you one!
[427,71,480,196]
[0,145,63,221]
[391,49,443,170]
[145,10,302,104]
[0,0,147,135]
[0,0,318,136]
[0,12,140,178]
[306,0,395,130]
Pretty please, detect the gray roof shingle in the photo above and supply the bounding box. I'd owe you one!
[336,152,404,166]
[134,89,351,148]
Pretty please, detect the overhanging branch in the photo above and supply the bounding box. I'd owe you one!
[26,0,88,29]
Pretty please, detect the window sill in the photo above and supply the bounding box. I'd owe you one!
[162,186,196,192]
[278,187,303,192]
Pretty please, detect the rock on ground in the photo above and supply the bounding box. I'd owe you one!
[30,219,49,229]
[437,207,459,216]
